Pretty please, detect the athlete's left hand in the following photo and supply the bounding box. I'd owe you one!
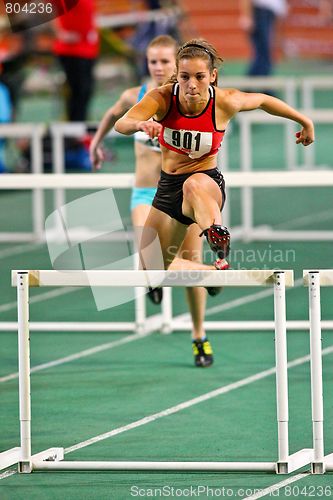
[295,124,315,146]
[137,120,162,139]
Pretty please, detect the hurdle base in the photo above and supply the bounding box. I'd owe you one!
[19,447,64,474]
[324,452,333,472]
[31,460,277,472]
[135,323,145,335]
[311,462,325,474]
[276,448,313,474]
[18,461,32,473]
[0,447,21,471]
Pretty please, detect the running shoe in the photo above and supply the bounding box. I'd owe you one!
[206,258,229,296]
[200,224,230,260]
[147,287,163,304]
[192,338,214,367]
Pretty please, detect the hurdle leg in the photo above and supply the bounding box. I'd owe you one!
[308,271,325,474]
[240,119,253,242]
[274,271,313,473]
[17,272,32,473]
[134,253,146,334]
[135,286,146,335]
[161,288,173,334]
[274,272,289,473]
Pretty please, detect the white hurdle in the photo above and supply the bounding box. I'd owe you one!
[303,270,333,474]
[0,123,45,242]
[1,268,315,474]
[2,171,333,335]
[237,110,333,242]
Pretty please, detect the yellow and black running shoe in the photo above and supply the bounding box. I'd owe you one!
[192,338,214,367]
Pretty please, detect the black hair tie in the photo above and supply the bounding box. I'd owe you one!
[181,43,213,62]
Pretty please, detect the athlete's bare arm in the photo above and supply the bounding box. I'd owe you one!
[90,87,140,169]
[216,88,314,146]
[115,85,172,138]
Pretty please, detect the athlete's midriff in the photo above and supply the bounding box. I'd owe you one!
[134,142,161,187]
[161,144,217,174]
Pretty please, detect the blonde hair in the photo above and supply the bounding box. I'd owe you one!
[169,39,223,86]
[147,35,178,55]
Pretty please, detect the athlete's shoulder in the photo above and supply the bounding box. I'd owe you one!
[119,86,141,107]
[215,87,245,114]
[144,84,173,117]
[147,83,173,100]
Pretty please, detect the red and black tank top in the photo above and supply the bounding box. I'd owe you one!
[157,83,225,160]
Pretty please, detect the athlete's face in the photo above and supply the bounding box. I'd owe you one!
[177,57,217,104]
[147,46,176,86]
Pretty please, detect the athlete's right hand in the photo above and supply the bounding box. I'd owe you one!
[90,145,105,171]
[137,120,162,139]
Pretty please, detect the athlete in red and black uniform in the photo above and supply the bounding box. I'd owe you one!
[115,38,314,367]
[155,80,229,260]
[91,36,221,367]
[116,39,314,270]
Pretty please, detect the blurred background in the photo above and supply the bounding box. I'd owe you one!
[0,0,332,142]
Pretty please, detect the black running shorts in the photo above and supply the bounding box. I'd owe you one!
[152,168,226,226]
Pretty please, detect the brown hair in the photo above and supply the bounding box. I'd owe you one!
[147,35,178,55]
[169,39,223,86]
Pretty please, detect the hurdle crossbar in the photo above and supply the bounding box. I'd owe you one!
[3,320,333,332]
[6,269,315,474]
[3,170,333,243]
[303,270,333,474]
[3,170,333,190]
[11,269,294,288]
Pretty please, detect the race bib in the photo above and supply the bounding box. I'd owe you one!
[163,127,213,159]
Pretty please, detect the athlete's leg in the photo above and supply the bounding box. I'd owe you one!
[172,224,214,367]
[132,203,164,304]
[182,173,230,261]
[172,224,206,340]
[131,186,158,245]
[141,210,219,368]
[182,173,223,229]
[131,203,152,245]
[140,205,223,271]
[132,200,215,305]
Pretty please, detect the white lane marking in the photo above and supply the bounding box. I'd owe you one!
[64,365,278,453]
[0,319,161,383]
[242,472,311,499]
[0,469,17,480]
[0,287,79,314]
[65,345,333,454]
[69,347,333,453]
[0,243,43,260]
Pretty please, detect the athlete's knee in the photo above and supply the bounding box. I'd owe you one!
[183,176,202,202]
